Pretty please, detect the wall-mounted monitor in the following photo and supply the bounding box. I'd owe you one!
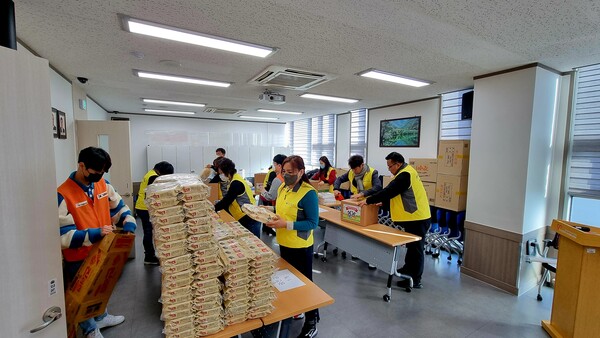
[379,116,421,147]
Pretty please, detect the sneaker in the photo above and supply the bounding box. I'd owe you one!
[293,313,305,320]
[95,314,125,329]
[86,328,104,338]
[396,278,422,289]
[144,255,159,265]
[297,320,318,338]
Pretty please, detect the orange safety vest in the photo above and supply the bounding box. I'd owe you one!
[58,178,112,262]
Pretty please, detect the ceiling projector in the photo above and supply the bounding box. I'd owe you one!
[259,91,285,104]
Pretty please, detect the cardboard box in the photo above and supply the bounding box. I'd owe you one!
[340,199,379,226]
[66,231,135,338]
[254,173,267,188]
[409,158,438,182]
[437,140,470,176]
[382,175,393,188]
[335,168,350,190]
[434,174,468,211]
[310,180,330,192]
[208,182,220,205]
[255,182,265,195]
[422,182,436,206]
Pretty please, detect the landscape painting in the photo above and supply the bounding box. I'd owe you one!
[380,116,421,147]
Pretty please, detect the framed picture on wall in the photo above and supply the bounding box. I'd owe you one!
[52,108,58,138]
[58,110,67,139]
[380,116,421,147]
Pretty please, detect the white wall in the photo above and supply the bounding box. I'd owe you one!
[123,114,286,181]
[367,98,440,174]
[50,70,77,185]
[86,97,108,121]
[335,113,351,168]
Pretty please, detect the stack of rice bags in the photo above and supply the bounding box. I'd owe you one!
[218,238,251,326]
[181,180,225,337]
[145,180,194,337]
[238,236,278,319]
[317,192,337,205]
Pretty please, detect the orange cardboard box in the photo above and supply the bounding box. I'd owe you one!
[409,158,438,182]
[435,174,468,211]
[207,182,220,205]
[310,180,330,192]
[437,140,470,176]
[340,199,379,226]
[66,231,135,338]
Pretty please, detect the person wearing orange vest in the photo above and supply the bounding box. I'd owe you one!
[310,156,336,192]
[360,152,431,289]
[134,161,174,265]
[58,147,136,338]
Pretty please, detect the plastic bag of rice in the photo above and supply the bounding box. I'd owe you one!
[191,299,222,311]
[192,254,219,265]
[152,214,186,226]
[147,197,180,209]
[187,223,213,235]
[150,205,184,217]
[162,269,193,284]
[145,182,182,199]
[192,293,222,305]
[191,278,220,290]
[194,269,223,280]
[224,312,247,326]
[161,254,192,267]
[160,260,192,274]
[194,320,225,337]
[160,292,192,305]
[162,319,194,335]
[192,284,221,297]
[165,328,194,338]
[154,230,187,243]
[183,200,214,212]
[186,216,212,226]
[181,192,209,202]
[193,312,223,325]
[162,301,192,314]
[154,222,186,234]
[194,306,223,318]
[180,180,210,194]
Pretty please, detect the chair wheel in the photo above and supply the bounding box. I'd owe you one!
[341,252,347,259]
[458,259,463,265]
[313,253,319,259]
[321,257,327,262]
[432,253,440,258]
[405,287,412,293]
[383,294,391,302]
[537,294,543,301]
[425,250,432,255]
[332,248,338,256]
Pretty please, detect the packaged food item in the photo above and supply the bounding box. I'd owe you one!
[162,275,193,291]
[162,319,194,335]
[192,254,219,265]
[187,224,212,235]
[154,222,186,234]
[162,301,192,314]
[191,278,221,290]
[154,174,199,183]
[165,328,194,338]
[161,285,192,299]
[193,312,223,325]
[184,208,210,218]
[155,239,187,251]
[193,284,221,297]
[194,320,225,337]
[147,197,180,209]
[160,260,192,274]
[224,313,247,325]
[160,292,192,305]
[164,314,193,329]
[145,182,182,199]
[161,254,192,267]
[154,230,187,243]
[241,203,278,223]
[194,269,223,280]
[192,293,222,305]
[192,247,219,258]
[187,241,217,252]
[180,180,210,194]
[191,299,221,311]
[153,214,186,226]
[194,306,223,318]
[247,304,275,319]
[187,233,215,243]
[186,216,212,226]
[182,192,209,202]
[161,270,193,284]
[183,200,214,211]
[149,205,184,217]
[223,277,250,289]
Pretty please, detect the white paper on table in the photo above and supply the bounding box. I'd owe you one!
[318,207,328,213]
[271,269,306,292]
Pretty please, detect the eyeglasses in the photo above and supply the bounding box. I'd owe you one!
[387,163,399,169]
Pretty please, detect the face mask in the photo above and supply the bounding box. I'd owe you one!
[219,174,228,182]
[320,164,325,169]
[86,172,103,183]
[283,173,298,186]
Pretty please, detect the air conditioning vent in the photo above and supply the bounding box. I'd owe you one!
[203,107,244,115]
[249,66,336,90]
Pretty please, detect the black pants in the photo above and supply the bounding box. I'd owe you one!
[135,209,155,258]
[395,219,430,283]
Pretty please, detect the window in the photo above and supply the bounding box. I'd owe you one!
[350,109,367,158]
[440,89,472,140]
[311,115,336,167]
[567,63,600,223]
[287,115,336,167]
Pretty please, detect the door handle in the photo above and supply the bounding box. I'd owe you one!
[122,192,132,197]
[30,306,62,333]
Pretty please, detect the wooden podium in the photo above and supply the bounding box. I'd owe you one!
[542,220,600,338]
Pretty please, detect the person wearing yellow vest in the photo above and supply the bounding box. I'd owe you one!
[333,154,382,199]
[310,156,336,193]
[360,152,431,289]
[57,147,136,338]
[134,161,174,265]
[214,158,261,238]
[265,155,320,338]
[260,154,287,237]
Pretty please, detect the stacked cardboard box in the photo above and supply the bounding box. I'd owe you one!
[409,158,438,206]
[435,141,470,211]
[340,199,379,226]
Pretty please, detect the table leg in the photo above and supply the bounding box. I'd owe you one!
[383,274,393,302]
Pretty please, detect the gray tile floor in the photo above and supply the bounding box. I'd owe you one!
[103,221,552,338]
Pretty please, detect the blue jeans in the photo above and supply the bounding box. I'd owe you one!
[64,260,108,335]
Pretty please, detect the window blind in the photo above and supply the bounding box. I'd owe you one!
[350,109,367,158]
[568,63,600,198]
[440,89,472,140]
[289,119,311,163]
[311,114,336,166]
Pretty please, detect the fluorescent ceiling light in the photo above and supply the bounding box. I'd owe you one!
[135,70,231,88]
[142,98,205,107]
[358,69,432,87]
[144,109,196,115]
[300,93,359,103]
[239,115,279,121]
[122,16,276,58]
[257,109,303,115]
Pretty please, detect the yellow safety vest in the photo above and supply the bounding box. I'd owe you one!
[347,167,375,194]
[315,167,335,193]
[390,164,431,222]
[263,168,274,186]
[227,173,256,221]
[275,181,317,248]
[135,169,158,210]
